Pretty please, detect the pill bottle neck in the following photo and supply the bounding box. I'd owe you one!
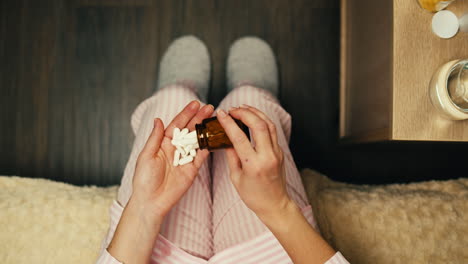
[195,123,209,150]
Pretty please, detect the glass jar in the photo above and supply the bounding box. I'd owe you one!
[195,116,250,151]
[429,59,468,120]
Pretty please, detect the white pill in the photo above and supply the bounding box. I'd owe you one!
[173,127,181,140]
[184,144,192,154]
[176,146,186,156]
[171,127,199,166]
[171,139,182,147]
[180,128,189,137]
[190,149,196,157]
[179,137,198,145]
[178,155,194,165]
[173,150,180,166]
[432,10,459,39]
[186,130,197,139]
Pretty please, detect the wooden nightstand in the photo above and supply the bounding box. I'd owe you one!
[340,0,468,142]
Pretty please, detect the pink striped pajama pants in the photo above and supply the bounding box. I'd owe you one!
[98,84,333,263]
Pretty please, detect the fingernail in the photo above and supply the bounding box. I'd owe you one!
[154,118,160,128]
[217,109,227,117]
[189,101,199,110]
[204,104,214,112]
[240,104,250,109]
[229,107,237,112]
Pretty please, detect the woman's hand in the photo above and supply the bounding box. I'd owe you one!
[108,101,214,263]
[217,105,338,264]
[131,100,214,218]
[217,105,292,218]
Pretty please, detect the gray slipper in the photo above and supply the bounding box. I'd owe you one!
[227,37,278,97]
[157,35,210,102]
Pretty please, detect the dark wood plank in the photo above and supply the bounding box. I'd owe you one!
[0,0,21,176]
[48,2,159,185]
[1,0,65,179]
[1,0,466,186]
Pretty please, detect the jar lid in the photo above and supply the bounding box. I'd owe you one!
[432,10,459,39]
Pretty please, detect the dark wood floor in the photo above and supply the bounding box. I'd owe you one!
[1,0,466,186]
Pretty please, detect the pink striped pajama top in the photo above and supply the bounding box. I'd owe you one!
[96,85,349,264]
[97,201,348,264]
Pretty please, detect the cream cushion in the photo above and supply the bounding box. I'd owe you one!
[0,176,117,263]
[1,171,467,263]
[302,169,468,264]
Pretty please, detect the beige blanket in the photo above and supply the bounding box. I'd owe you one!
[0,171,467,263]
[303,169,468,264]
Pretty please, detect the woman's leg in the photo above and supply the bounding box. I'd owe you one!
[212,85,313,253]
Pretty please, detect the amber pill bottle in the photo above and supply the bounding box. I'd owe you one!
[195,116,250,151]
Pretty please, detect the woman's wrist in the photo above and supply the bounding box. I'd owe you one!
[127,194,166,226]
[256,199,337,264]
[256,198,301,231]
[107,195,165,263]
